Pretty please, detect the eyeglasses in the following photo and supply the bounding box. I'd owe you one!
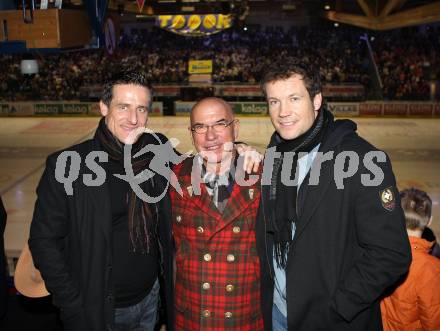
[190,120,236,134]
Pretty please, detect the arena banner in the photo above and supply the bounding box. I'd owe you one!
[188,74,212,84]
[189,60,213,74]
[174,101,440,116]
[175,101,267,115]
[80,84,364,99]
[383,102,408,116]
[154,86,181,97]
[327,102,359,117]
[0,102,163,116]
[0,102,34,116]
[217,84,364,98]
[175,101,195,114]
[359,102,383,116]
[35,103,63,115]
[1,101,438,117]
[233,102,268,115]
[408,103,433,116]
[157,14,232,36]
[323,84,365,98]
[60,103,90,115]
[72,102,163,116]
[88,103,102,116]
[218,85,261,97]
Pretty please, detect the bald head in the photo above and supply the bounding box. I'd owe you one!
[190,97,234,125]
[189,97,239,171]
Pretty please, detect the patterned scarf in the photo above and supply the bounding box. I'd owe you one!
[95,117,157,254]
[201,155,237,212]
[269,108,330,269]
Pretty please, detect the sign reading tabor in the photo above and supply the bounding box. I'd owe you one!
[157,14,231,36]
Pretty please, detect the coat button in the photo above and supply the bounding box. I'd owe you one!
[204,253,212,262]
[202,310,211,318]
[107,293,113,301]
[232,226,240,234]
[226,254,235,262]
[225,284,234,292]
[202,282,210,290]
[225,312,233,318]
[197,226,204,234]
[176,215,182,223]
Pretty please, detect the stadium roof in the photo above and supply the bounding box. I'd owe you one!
[101,0,440,30]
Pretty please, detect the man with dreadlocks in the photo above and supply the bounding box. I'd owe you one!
[29,71,174,331]
[256,58,412,331]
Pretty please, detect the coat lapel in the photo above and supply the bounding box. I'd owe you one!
[178,157,221,223]
[211,168,260,236]
[177,157,261,236]
[292,156,334,246]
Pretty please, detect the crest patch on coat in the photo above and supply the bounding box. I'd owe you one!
[380,187,396,211]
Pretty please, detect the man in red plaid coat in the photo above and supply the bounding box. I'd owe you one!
[170,97,264,331]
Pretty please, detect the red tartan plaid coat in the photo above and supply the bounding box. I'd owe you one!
[170,156,264,331]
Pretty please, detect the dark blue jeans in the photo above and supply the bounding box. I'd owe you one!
[114,279,159,331]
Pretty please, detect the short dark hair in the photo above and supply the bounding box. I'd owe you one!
[101,70,153,107]
[260,57,322,100]
[400,188,432,230]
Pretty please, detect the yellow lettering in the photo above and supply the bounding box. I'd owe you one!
[171,15,186,29]
[223,15,232,28]
[158,15,172,28]
[203,14,217,29]
[217,15,228,29]
[187,15,201,30]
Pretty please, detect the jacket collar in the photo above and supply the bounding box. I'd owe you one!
[178,155,260,237]
[409,236,434,253]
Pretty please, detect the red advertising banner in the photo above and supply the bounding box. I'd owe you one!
[217,84,364,98]
[219,86,261,97]
[323,84,364,97]
[383,103,408,116]
[408,103,433,116]
[359,103,383,116]
[154,86,181,97]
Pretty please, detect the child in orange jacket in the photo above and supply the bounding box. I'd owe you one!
[381,188,440,331]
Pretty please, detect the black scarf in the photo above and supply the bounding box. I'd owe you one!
[269,108,330,269]
[95,117,157,254]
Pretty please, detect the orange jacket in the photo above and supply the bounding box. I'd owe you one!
[381,236,440,331]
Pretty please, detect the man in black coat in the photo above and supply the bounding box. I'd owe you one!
[29,71,174,331]
[256,58,411,331]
